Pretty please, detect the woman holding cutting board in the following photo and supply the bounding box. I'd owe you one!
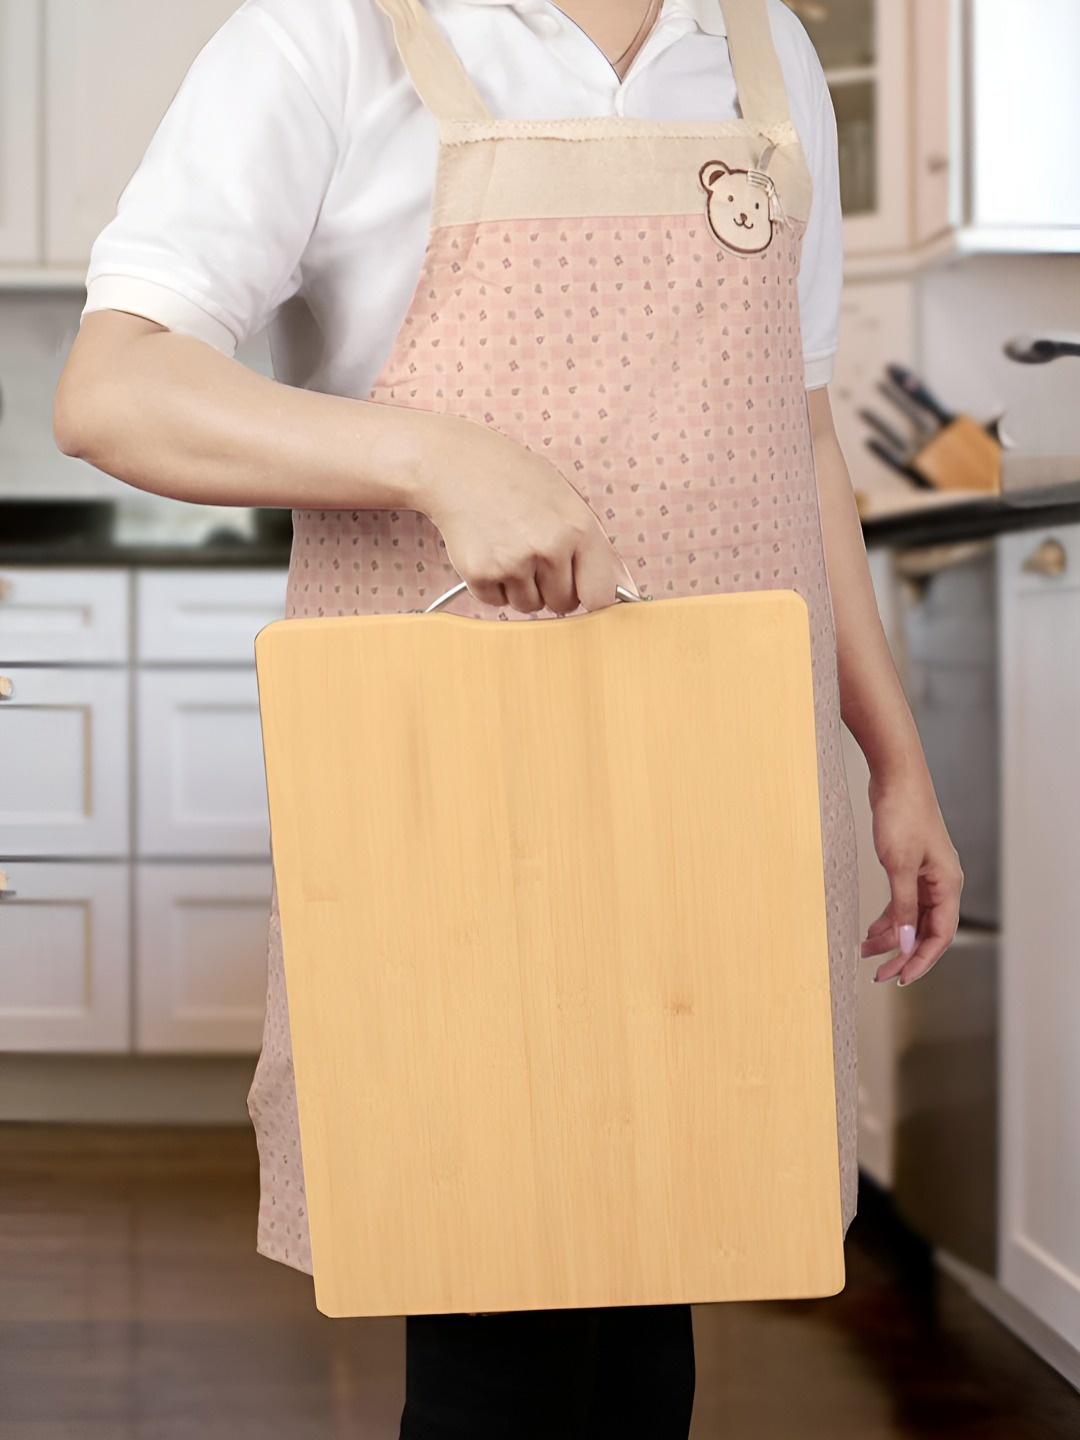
[54,0,963,1433]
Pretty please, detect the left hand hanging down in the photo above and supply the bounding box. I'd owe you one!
[861,765,964,987]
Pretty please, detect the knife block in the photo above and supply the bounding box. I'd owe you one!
[254,590,846,1317]
[912,415,1002,494]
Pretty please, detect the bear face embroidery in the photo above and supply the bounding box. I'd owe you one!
[699,160,775,256]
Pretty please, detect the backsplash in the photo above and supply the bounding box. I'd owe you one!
[916,252,1080,456]
[0,291,272,543]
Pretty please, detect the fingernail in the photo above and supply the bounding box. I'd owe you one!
[899,924,916,955]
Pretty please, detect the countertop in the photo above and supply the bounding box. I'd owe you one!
[2,484,1080,566]
[0,537,294,567]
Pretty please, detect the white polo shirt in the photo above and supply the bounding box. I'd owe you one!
[81,0,843,395]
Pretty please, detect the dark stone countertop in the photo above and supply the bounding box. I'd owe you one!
[858,482,1080,550]
[0,537,293,567]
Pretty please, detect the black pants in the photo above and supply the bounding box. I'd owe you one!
[398,1303,695,1439]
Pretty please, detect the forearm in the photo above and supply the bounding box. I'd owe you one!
[809,395,929,786]
[54,311,440,513]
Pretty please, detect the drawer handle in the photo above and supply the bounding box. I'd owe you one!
[0,869,15,900]
[0,676,12,700]
[0,577,12,601]
[1021,538,1068,577]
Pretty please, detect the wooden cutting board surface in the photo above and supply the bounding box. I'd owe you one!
[255,591,844,1317]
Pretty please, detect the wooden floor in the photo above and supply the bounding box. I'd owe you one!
[1,1123,1078,1438]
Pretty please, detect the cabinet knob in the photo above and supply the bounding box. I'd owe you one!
[926,153,950,175]
[1021,537,1068,577]
[0,676,12,700]
[0,869,14,900]
[0,577,12,601]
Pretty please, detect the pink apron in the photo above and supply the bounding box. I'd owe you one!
[247,0,861,1275]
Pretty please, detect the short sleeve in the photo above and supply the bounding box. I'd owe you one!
[81,2,342,355]
[796,69,844,389]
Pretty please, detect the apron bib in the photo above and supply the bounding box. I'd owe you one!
[247,0,862,1275]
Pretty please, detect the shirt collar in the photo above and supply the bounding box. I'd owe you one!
[454,0,727,38]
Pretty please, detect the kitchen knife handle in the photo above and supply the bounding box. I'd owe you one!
[886,364,954,426]
[418,580,649,614]
[865,438,933,489]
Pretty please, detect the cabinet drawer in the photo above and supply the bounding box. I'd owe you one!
[136,569,287,663]
[134,862,271,1054]
[998,525,1080,598]
[0,861,129,1052]
[136,668,270,857]
[0,668,129,856]
[0,567,128,663]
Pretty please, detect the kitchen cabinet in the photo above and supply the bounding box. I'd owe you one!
[0,567,131,856]
[910,0,955,248]
[0,861,129,1052]
[136,568,288,664]
[43,0,239,266]
[997,523,1080,1350]
[0,665,130,857]
[0,566,129,663]
[967,0,1080,246]
[0,561,287,1056]
[786,0,915,257]
[0,0,235,279]
[134,569,286,857]
[136,668,270,857]
[0,0,40,264]
[792,0,1080,262]
[135,861,273,1053]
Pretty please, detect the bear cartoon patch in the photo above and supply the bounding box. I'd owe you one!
[699,159,776,256]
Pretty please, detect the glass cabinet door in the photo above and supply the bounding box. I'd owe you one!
[784,0,875,69]
[782,0,912,253]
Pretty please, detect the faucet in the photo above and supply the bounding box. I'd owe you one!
[1004,333,1080,364]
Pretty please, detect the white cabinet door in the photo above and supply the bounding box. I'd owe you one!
[0,861,129,1051]
[43,0,239,266]
[0,0,40,263]
[136,568,287,664]
[0,668,129,856]
[997,524,1080,1350]
[134,861,270,1053]
[0,567,129,663]
[136,668,270,857]
[910,0,956,247]
[969,0,1080,240]
[832,0,911,256]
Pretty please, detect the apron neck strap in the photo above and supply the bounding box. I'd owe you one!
[369,0,790,131]
[718,0,792,130]
[369,0,493,123]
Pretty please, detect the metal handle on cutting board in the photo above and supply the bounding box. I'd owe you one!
[420,580,650,614]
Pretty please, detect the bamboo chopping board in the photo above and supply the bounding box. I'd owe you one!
[254,589,845,1318]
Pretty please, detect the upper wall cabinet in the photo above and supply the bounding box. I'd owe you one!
[784,0,956,261]
[0,0,236,278]
[3,0,1078,282]
[965,0,1080,247]
[44,0,239,266]
[0,0,40,264]
[787,0,1080,262]
[784,0,916,257]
